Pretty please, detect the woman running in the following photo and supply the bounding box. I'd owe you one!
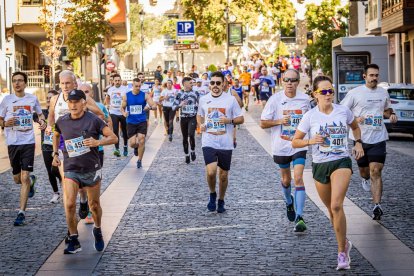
[150,78,163,124]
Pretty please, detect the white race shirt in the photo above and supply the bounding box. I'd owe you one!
[107,86,128,116]
[161,89,176,107]
[261,91,311,156]
[0,93,42,145]
[297,104,354,163]
[198,92,243,150]
[340,85,391,143]
[193,86,209,97]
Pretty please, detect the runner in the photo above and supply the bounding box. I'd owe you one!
[104,74,128,157]
[252,66,261,104]
[340,64,398,220]
[0,72,47,226]
[150,78,163,124]
[258,66,276,108]
[40,90,62,204]
[239,66,251,111]
[172,77,200,164]
[137,72,152,123]
[52,89,118,254]
[193,78,210,135]
[292,75,364,270]
[121,78,157,168]
[159,80,177,141]
[231,79,243,105]
[260,69,311,232]
[197,71,244,213]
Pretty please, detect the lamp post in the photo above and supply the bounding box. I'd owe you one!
[139,10,145,72]
[225,4,229,63]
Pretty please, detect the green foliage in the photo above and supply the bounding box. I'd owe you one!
[304,0,348,76]
[208,64,218,72]
[274,41,290,57]
[66,0,112,59]
[180,0,296,46]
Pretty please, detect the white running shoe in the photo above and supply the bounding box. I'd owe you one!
[50,193,61,204]
[361,178,371,192]
[345,239,352,266]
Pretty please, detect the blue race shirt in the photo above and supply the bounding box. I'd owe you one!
[126,91,147,125]
[232,85,243,99]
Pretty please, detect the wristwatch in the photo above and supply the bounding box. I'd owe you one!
[355,139,363,144]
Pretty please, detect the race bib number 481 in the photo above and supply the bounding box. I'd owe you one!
[65,136,90,158]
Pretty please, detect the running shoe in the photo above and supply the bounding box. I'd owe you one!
[345,239,352,266]
[134,148,138,156]
[113,149,121,157]
[28,175,37,198]
[185,155,190,164]
[361,178,371,192]
[137,160,142,168]
[190,151,196,161]
[93,227,105,252]
[64,235,82,254]
[168,134,173,142]
[373,204,383,220]
[286,195,296,222]
[64,230,70,244]
[217,199,226,213]
[123,146,128,157]
[14,212,25,226]
[207,192,217,212]
[293,216,307,232]
[50,193,61,204]
[336,252,350,270]
[79,200,89,219]
[84,212,94,224]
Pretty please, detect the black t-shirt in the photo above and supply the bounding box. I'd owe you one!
[55,111,106,173]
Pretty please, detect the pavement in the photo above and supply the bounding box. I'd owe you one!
[0,92,413,275]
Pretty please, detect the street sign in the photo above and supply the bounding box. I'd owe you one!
[106,60,116,72]
[173,43,200,51]
[176,20,195,43]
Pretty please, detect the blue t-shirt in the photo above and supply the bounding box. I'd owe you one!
[126,91,147,125]
[96,102,109,152]
[232,85,243,99]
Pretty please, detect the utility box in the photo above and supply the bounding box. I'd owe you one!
[332,36,388,102]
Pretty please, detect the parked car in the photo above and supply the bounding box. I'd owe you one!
[378,82,414,136]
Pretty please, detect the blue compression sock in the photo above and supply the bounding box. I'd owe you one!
[281,184,292,205]
[295,186,306,218]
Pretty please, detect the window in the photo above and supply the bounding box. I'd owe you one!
[21,0,43,6]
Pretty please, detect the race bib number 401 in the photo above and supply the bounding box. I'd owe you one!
[12,105,33,131]
[318,125,347,154]
[65,136,90,158]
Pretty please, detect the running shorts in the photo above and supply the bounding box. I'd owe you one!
[273,151,307,169]
[127,121,148,138]
[312,157,353,184]
[8,144,35,175]
[65,170,102,188]
[354,141,386,167]
[202,147,233,171]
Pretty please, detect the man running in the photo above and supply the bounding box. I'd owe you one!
[197,71,244,213]
[0,72,47,226]
[52,89,117,254]
[239,66,251,111]
[258,66,276,107]
[104,74,128,157]
[340,64,398,220]
[260,69,311,232]
[121,78,157,168]
[173,77,200,164]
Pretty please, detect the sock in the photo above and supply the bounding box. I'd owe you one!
[18,210,25,215]
[281,184,292,205]
[294,186,306,218]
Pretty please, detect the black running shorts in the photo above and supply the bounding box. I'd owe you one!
[202,147,233,171]
[127,121,148,138]
[354,141,386,167]
[8,144,35,175]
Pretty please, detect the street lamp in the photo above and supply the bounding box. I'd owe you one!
[139,10,145,72]
[225,0,235,64]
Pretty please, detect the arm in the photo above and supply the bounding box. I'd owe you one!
[291,130,324,148]
[51,129,61,167]
[47,95,58,128]
[384,108,398,123]
[104,95,110,106]
[145,94,157,110]
[86,96,105,119]
[269,77,276,88]
[120,95,128,117]
[260,118,288,129]
[349,119,364,160]
[231,91,243,107]
[36,112,47,130]
[83,125,118,148]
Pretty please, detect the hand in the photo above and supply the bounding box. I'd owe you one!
[83,137,100,147]
[180,100,188,107]
[45,125,52,135]
[200,123,206,132]
[352,143,365,160]
[356,116,365,124]
[263,82,269,87]
[281,116,290,125]
[312,134,325,145]
[38,120,47,131]
[4,118,17,127]
[144,106,150,111]
[52,156,61,167]
[389,114,398,124]
[218,116,229,124]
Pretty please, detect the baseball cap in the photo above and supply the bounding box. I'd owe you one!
[68,89,86,101]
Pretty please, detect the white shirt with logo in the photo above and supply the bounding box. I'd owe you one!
[198,92,243,150]
[161,89,176,108]
[0,93,42,145]
[340,85,391,144]
[297,104,354,163]
[107,86,128,116]
[261,91,311,156]
[193,86,209,97]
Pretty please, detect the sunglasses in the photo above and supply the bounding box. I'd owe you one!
[283,78,299,83]
[315,88,335,95]
[210,81,222,86]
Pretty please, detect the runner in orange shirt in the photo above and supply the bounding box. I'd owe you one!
[239,66,251,111]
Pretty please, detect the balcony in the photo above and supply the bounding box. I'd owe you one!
[382,0,414,33]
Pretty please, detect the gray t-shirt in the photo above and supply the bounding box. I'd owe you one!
[55,111,106,173]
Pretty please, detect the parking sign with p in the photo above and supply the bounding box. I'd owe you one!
[176,20,195,43]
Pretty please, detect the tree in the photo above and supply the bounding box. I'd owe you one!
[180,0,296,47]
[274,41,290,57]
[304,0,348,76]
[39,0,69,87]
[65,0,112,60]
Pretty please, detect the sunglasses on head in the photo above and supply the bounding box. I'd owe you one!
[210,81,222,86]
[283,78,299,83]
[315,88,335,95]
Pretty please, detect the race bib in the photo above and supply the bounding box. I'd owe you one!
[261,86,269,92]
[65,136,90,158]
[364,113,383,131]
[111,93,122,108]
[12,105,33,131]
[43,132,53,145]
[182,105,195,114]
[280,110,303,141]
[319,126,347,154]
[129,105,143,115]
[206,118,225,134]
[242,85,249,91]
